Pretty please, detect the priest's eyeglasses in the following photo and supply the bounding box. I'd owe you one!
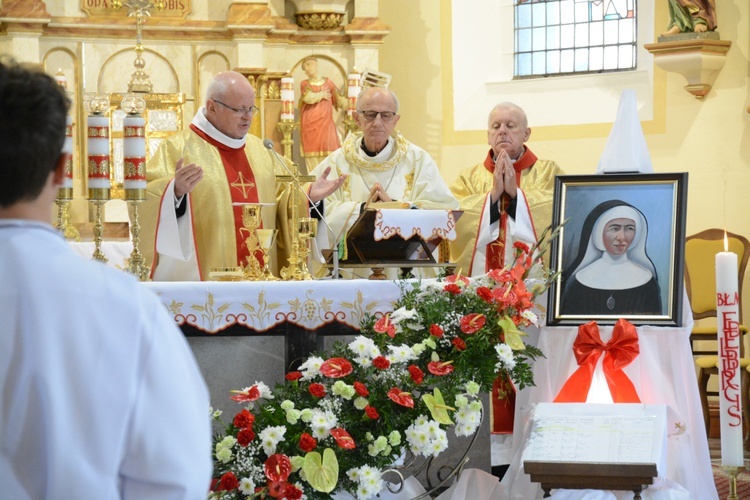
[358,110,397,122]
[213,99,259,117]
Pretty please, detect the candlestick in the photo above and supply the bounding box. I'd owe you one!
[121,95,147,201]
[347,72,361,118]
[715,233,744,467]
[280,77,295,121]
[86,95,110,263]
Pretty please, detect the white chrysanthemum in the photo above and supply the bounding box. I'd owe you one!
[309,408,337,439]
[390,306,418,324]
[347,336,380,359]
[239,477,256,495]
[347,468,361,482]
[298,356,324,380]
[253,381,273,399]
[430,433,449,455]
[209,406,223,419]
[258,425,286,455]
[386,344,417,363]
[521,309,539,326]
[354,356,373,368]
[495,343,516,370]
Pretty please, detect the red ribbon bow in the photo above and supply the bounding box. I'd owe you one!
[554,319,641,403]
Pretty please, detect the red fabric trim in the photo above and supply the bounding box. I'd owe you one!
[491,376,516,434]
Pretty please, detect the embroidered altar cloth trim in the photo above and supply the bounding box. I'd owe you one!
[373,209,458,242]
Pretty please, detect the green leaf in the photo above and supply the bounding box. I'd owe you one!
[303,448,339,493]
[422,388,454,425]
[498,316,526,351]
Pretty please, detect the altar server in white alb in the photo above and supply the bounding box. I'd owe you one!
[307,87,459,275]
[0,58,212,498]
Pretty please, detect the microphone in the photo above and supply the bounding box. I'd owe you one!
[263,139,340,279]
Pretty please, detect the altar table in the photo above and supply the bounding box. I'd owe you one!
[142,279,402,369]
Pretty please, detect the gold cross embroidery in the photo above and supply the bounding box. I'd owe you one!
[231,171,256,198]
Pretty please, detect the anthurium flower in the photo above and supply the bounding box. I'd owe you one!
[230,385,261,403]
[319,357,353,378]
[264,453,292,482]
[330,428,356,449]
[387,387,415,408]
[498,316,526,350]
[427,360,455,376]
[460,313,486,334]
[373,314,396,338]
[445,273,470,286]
[303,448,339,493]
[422,388,455,425]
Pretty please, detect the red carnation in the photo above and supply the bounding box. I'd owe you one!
[372,355,391,370]
[233,408,255,429]
[331,428,356,449]
[298,432,317,453]
[237,427,256,447]
[285,484,303,500]
[452,337,466,351]
[513,241,530,254]
[308,382,326,398]
[285,371,303,381]
[476,286,494,304]
[408,364,424,385]
[264,454,292,482]
[374,314,396,338]
[319,357,354,378]
[364,405,380,420]
[444,283,462,295]
[460,313,486,334]
[353,381,369,397]
[230,385,261,403]
[219,471,239,491]
[387,387,415,408]
[427,360,455,376]
[429,324,444,338]
[267,480,288,498]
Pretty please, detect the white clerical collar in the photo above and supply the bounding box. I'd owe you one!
[191,106,247,149]
[358,136,394,162]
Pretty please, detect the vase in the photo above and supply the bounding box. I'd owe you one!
[290,0,349,30]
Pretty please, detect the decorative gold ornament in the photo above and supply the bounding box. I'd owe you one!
[295,12,344,30]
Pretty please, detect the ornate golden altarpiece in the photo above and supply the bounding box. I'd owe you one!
[0,0,390,231]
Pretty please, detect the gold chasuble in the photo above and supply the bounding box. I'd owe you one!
[449,148,563,276]
[141,121,297,281]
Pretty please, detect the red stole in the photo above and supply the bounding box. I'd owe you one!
[483,147,538,272]
[190,125,263,267]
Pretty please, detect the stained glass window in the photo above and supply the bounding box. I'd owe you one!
[515,0,637,77]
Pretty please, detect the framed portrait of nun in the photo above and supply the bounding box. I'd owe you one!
[546,173,688,327]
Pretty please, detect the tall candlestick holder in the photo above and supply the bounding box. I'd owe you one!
[55,95,80,241]
[275,155,315,281]
[121,94,150,281]
[86,94,111,263]
[276,119,298,160]
[239,203,264,281]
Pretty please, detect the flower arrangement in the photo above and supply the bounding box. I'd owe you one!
[209,238,555,499]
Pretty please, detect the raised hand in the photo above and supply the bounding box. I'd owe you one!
[309,166,347,203]
[174,157,203,198]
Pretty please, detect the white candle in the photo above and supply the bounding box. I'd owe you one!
[122,114,147,197]
[715,234,744,467]
[280,77,295,121]
[347,73,361,118]
[87,114,111,198]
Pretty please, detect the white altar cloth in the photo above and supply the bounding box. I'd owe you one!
[68,240,133,270]
[499,304,718,499]
[141,279,402,333]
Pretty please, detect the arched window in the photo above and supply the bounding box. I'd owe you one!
[515,0,637,77]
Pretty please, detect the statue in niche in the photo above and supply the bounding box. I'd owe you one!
[661,0,717,36]
[297,57,347,172]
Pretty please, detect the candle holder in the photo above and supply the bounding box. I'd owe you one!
[715,461,748,500]
[54,199,80,241]
[124,200,150,280]
[55,114,80,241]
[343,115,359,137]
[276,119,298,160]
[276,160,315,281]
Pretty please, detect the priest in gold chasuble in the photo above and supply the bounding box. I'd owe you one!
[141,72,304,281]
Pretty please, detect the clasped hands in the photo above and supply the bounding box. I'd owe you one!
[490,149,518,204]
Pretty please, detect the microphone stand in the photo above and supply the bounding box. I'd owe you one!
[264,140,340,279]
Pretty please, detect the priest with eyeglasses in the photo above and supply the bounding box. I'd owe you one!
[306,86,459,278]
